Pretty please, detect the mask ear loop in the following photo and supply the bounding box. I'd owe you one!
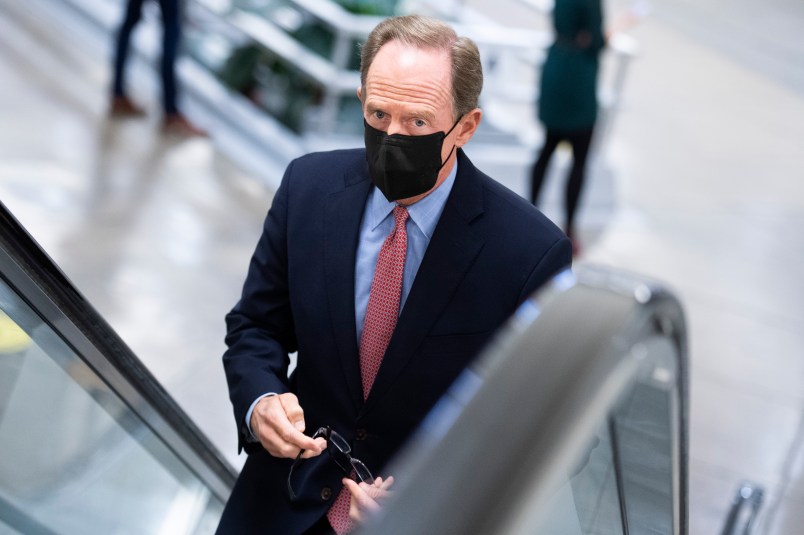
[438,115,464,170]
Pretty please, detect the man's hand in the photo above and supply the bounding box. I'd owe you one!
[250,393,326,458]
[344,476,395,525]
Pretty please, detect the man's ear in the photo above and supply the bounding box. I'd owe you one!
[455,108,483,147]
[356,86,363,102]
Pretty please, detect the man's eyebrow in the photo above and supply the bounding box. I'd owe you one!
[364,100,437,121]
[410,109,437,121]
[392,108,437,122]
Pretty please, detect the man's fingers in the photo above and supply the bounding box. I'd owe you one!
[254,394,323,457]
[344,479,381,513]
[278,393,306,432]
[274,394,324,453]
[273,416,319,451]
[345,479,367,524]
[300,437,327,458]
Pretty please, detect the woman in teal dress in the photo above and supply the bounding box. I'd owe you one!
[530,0,606,253]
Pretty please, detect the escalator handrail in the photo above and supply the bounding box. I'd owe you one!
[360,266,689,534]
[0,201,236,501]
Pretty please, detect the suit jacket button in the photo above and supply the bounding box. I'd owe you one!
[355,428,368,441]
[321,487,332,501]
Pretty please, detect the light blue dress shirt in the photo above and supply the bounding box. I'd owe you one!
[354,163,458,344]
[246,162,458,437]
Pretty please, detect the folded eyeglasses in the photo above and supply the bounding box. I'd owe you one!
[287,426,374,500]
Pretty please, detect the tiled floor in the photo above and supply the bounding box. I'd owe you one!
[1,0,803,533]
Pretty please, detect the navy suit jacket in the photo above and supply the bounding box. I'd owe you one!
[218,148,571,534]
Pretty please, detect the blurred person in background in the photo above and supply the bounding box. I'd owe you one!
[216,14,571,535]
[529,0,606,255]
[109,0,207,137]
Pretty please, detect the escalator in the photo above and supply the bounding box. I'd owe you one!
[360,268,689,534]
[1,197,688,534]
[0,202,235,534]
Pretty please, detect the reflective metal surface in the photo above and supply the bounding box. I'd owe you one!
[360,267,688,534]
[721,482,764,535]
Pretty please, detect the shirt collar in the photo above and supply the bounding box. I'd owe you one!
[367,162,459,238]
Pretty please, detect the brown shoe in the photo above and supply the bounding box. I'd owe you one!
[571,238,582,257]
[565,227,581,257]
[162,113,208,137]
[110,95,146,117]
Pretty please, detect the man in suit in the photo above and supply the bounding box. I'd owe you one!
[218,15,572,535]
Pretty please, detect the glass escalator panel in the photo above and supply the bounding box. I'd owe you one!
[529,334,682,535]
[0,280,223,535]
[0,202,232,534]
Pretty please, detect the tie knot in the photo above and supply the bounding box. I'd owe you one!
[392,205,409,229]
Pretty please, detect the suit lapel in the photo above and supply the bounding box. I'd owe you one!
[361,150,486,415]
[325,160,372,411]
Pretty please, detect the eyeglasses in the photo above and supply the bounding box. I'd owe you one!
[287,426,375,500]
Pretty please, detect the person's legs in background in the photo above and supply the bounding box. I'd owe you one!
[110,0,147,116]
[158,0,207,136]
[529,129,562,206]
[564,126,594,253]
[159,0,180,116]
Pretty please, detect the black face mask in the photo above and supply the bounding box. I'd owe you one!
[364,118,461,201]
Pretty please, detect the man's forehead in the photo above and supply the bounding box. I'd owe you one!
[391,43,437,68]
[365,43,451,101]
[369,40,450,75]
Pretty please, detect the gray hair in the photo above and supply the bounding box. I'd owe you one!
[360,15,483,120]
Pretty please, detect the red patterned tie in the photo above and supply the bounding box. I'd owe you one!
[359,205,409,400]
[325,469,356,535]
[327,205,409,534]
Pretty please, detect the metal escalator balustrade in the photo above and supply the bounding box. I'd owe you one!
[358,266,689,535]
[0,201,235,534]
[191,0,637,145]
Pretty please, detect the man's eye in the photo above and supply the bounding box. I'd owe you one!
[414,119,426,127]
[374,111,386,119]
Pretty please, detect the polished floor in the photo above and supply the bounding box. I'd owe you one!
[1,0,803,533]
[0,0,273,474]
